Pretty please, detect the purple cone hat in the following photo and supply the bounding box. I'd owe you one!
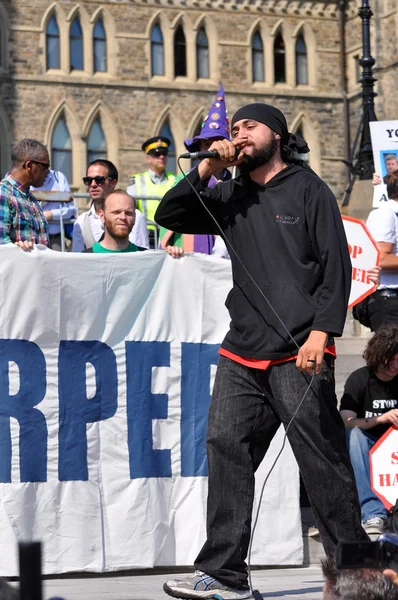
[184,85,230,152]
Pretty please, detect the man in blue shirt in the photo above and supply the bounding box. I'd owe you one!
[31,169,76,251]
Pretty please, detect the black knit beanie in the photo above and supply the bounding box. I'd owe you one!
[231,103,310,159]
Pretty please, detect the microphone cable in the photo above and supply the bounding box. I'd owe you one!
[176,157,321,599]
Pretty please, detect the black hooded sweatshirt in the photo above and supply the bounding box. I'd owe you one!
[155,164,352,360]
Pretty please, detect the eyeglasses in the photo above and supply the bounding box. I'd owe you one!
[82,176,110,186]
[29,160,50,170]
[148,150,168,157]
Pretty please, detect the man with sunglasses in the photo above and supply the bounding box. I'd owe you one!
[72,159,149,252]
[127,137,176,248]
[0,138,49,249]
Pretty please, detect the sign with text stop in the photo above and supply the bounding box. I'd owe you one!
[370,427,398,510]
[342,216,380,309]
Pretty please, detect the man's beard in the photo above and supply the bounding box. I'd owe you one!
[103,217,131,240]
[239,137,278,174]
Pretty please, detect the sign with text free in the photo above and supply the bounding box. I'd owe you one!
[342,216,380,308]
[370,427,398,510]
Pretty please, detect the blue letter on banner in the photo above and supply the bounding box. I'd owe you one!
[126,341,171,479]
[181,343,219,477]
[58,341,117,481]
[0,339,47,483]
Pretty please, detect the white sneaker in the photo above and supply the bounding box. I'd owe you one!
[307,526,320,538]
[163,571,252,600]
[302,520,320,538]
[363,517,386,535]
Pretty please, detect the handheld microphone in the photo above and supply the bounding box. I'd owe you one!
[179,147,240,160]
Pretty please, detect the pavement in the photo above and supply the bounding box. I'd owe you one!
[40,567,325,600]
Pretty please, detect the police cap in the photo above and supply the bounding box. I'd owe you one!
[142,136,171,156]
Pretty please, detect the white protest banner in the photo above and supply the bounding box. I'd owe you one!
[0,247,302,576]
[370,427,398,510]
[342,216,380,308]
[370,120,398,195]
[373,183,390,208]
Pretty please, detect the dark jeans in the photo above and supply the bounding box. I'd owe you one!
[194,355,367,588]
[368,293,398,331]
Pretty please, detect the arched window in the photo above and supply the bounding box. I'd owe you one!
[46,15,60,69]
[192,120,203,140]
[93,19,107,73]
[196,27,209,79]
[190,119,204,168]
[160,120,176,174]
[295,126,310,163]
[70,17,84,71]
[252,31,264,83]
[274,32,286,84]
[151,24,164,76]
[0,107,12,178]
[87,118,107,165]
[174,25,186,78]
[354,54,361,83]
[0,3,8,71]
[51,116,72,183]
[295,34,308,85]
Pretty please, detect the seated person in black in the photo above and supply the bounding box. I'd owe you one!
[340,325,398,535]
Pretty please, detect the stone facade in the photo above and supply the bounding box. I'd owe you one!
[0,0,396,202]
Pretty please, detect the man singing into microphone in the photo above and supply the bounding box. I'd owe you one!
[155,103,368,600]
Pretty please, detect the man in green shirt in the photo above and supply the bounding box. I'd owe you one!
[83,189,145,254]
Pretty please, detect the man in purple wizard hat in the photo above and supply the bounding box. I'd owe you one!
[159,85,231,255]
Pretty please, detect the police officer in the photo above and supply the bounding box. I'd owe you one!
[127,137,176,248]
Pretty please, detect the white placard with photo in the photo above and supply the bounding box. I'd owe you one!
[370,121,398,202]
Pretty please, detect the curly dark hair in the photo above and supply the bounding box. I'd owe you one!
[363,324,398,371]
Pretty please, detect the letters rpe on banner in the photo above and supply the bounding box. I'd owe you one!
[0,221,380,573]
[370,120,398,207]
[0,248,302,575]
[0,250,225,485]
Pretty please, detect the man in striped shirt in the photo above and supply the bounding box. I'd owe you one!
[0,139,49,250]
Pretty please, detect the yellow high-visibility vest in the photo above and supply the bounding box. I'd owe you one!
[133,171,176,229]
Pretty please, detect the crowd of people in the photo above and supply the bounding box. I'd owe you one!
[1,88,398,600]
[0,85,232,258]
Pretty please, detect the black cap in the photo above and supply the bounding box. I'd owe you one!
[142,136,171,155]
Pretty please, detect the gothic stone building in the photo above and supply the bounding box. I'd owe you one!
[0,0,397,201]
